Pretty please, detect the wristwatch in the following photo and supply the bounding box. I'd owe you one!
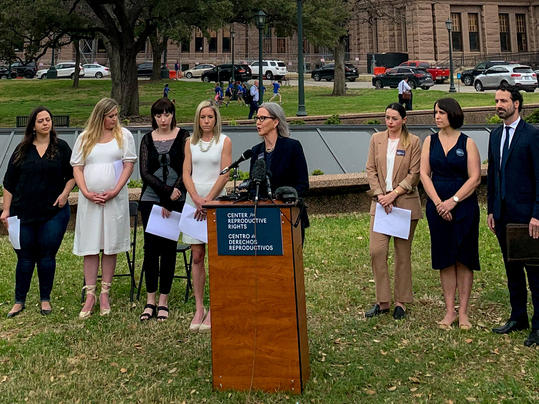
[452,195,459,203]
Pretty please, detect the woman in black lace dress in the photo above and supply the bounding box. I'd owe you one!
[138,98,189,321]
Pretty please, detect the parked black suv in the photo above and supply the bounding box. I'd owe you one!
[201,64,252,82]
[311,63,359,82]
[372,67,434,90]
[460,61,507,86]
[0,61,36,78]
[137,61,154,77]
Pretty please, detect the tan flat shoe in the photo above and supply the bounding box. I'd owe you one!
[79,285,96,319]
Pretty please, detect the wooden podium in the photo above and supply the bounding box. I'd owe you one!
[204,200,310,393]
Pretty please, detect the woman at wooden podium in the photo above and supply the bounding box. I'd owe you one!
[248,102,309,242]
[183,100,232,332]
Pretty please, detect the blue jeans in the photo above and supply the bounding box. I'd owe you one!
[14,204,70,304]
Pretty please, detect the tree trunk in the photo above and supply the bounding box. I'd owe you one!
[150,34,162,81]
[73,40,80,88]
[104,38,140,117]
[332,37,346,96]
[103,38,122,103]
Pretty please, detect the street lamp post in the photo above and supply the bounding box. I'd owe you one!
[255,10,266,105]
[446,19,456,93]
[231,27,235,83]
[296,0,307,116]
[47,47,57,79]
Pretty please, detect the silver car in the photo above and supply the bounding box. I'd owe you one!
[474,64,537,92]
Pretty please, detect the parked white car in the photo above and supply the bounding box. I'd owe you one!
[82,63,109,78]
[474,64,537,92]
[249,60,287,80]
[37,62,85,79]
[183,63,215,79]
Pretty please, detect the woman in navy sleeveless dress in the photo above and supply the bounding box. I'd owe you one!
[420,98,481,330]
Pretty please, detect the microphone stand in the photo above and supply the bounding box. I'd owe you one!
[228,167,240,200]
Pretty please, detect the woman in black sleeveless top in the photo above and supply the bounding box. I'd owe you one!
[420,98,481,330]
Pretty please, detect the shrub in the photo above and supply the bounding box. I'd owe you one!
[486,114,502,124]
[128,179,143,188]
[229,170,250,180]
[524,109,539,123]
[311,169,324,176]
[228,119,238,126]
[325,114,341,125]
[366,119,380,124]
[289,119,305,125]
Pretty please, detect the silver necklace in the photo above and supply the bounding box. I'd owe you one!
[199,136,215,152]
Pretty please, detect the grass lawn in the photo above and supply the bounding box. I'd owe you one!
[0,209,538,403]
[1,79,539,127]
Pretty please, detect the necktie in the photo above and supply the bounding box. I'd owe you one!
[500,126,511,200]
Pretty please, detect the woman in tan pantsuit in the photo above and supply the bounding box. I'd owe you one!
[365,103,422,320]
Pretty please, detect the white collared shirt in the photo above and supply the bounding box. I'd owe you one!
[499,116,521,166]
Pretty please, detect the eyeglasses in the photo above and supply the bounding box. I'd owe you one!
[253,116,274,122]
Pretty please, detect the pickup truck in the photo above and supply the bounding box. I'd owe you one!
[398,60,449,83]
[460,60,507,86]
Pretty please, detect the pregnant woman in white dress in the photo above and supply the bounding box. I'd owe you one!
[183,100,231,332]
[71,98,137,318]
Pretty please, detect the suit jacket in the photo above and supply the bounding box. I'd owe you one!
[250,136,309,228]
[487,119,539,223]
[365,130,422,220]
[250,136,309,197]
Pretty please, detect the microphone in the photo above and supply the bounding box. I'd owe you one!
[220,149,254,175]
[252,159,266,203]
[265,169,273,200]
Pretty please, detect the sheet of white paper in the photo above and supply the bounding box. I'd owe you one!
[7,216,21,249]
[373,202,412,240]
[145,204,182,241]
[179,203,208,243]
[113,160,124,185]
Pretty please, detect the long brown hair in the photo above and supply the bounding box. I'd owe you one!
[13,106,58,165]
[386,102,410,147]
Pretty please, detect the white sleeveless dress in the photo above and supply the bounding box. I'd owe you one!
[183,134,228,245]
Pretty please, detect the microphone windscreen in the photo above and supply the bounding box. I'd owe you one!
[252,159,266,183]
[242,149,254,159]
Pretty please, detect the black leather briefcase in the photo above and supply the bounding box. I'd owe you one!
[506,223,539,263]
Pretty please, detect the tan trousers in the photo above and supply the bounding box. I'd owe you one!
[369,217,418,304]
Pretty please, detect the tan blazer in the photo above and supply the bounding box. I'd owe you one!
[366,130,422,220]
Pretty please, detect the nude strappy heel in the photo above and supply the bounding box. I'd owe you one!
[100,281,112,316]
[79,285,96,319]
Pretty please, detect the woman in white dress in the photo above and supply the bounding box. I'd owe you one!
[183,100,232,332]
[71,98,137,318]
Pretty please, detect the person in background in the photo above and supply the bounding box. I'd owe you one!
[364,103,422,320]
[224,81,235,107]
[249,102,309,242]
[269,80,282,104]
[1,107,75,317]
[237,82,246,106]
[138,98,189,322]
[420,98,481,330]
[398,77,412,111]
[163,83,171,98]
[488,84,539,347]
[71,98,137,319]
[174,61,180,80]
[213,82,223,106]
[183,100,232,332]
[248,80,259,119]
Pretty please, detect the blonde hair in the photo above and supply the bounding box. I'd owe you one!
[81,98,123,159]
[191,100,222,145]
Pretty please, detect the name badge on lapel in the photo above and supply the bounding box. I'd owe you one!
[396,149,405,156]
[257,152,265,160]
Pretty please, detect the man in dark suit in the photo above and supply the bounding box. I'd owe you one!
[487,84,539,347]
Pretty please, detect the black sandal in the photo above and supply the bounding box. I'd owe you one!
[140,304,156,321]
[156,306,169,321]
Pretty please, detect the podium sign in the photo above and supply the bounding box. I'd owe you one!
[216,207,283,255]
[205,200,310,394]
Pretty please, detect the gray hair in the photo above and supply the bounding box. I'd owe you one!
[259,102,289,138]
